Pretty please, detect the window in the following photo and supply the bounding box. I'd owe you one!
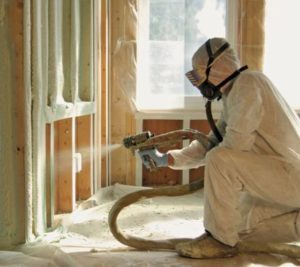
[137,0,228,111]
[264,0,300,111]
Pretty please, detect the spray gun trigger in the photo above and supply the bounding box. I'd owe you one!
[142,155,157,172]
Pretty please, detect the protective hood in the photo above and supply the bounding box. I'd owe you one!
[186,38,248,101]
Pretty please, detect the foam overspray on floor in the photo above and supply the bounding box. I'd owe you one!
[2,184,300,266]
[53,183,205,252]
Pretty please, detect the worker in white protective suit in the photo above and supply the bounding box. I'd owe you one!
[138,37,300,259]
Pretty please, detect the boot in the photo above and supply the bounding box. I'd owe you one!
[175,233,238,259]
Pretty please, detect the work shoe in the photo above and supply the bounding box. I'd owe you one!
[175,233,238,259]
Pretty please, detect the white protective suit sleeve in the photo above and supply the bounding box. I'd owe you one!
[168,110,227,170]
[168,112,227,170]
[167,140,207,170]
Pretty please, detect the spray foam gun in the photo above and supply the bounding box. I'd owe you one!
[123,129,211,171]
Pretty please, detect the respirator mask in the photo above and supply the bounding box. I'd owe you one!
[186,39,248,101]
[185,39,248,142]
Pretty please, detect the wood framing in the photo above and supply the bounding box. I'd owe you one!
[54,118,75,213]
[109,0,137,185]
[237,0,266,70]
[101,0,108,187]
[46,123,54,226]
[76,115,93,200]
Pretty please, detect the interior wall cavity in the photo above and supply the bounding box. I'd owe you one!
[0,0,97,247]
[31,0,96,236]
[47,0,94,106]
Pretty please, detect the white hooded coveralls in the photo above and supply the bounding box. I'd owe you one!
[168,70,300,246]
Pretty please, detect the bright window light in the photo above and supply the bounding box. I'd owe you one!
[264,0,300,111]
[137,0,227,111]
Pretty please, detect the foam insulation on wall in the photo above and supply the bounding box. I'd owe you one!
[0,0,26,249]
[0,0,97,249]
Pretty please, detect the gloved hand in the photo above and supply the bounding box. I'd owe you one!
[138,148,168,169]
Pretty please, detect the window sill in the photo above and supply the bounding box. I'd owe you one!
[135,95,222,120]
[135,108,221,120]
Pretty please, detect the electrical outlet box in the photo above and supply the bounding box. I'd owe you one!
[74,153,82,173]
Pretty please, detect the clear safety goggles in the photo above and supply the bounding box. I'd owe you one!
[185,69,207,88]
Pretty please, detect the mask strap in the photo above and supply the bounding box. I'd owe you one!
[205,65,248,143]
[205,100,223,142]
[205,40,230,77]
[217,65,248,89]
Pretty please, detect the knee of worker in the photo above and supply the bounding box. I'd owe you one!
[206,147,233,169]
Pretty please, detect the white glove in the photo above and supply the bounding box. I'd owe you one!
[138,148,168,169]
